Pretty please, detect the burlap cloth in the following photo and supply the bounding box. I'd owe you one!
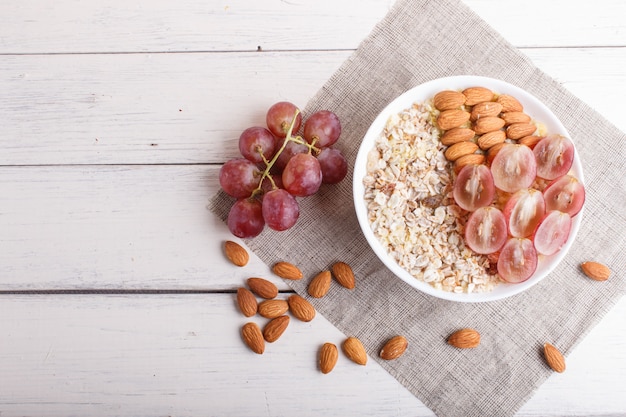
[211,0,626,415]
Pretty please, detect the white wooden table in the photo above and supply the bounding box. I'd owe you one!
[1,1,625,415]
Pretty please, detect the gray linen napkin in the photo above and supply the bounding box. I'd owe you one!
[211,0,626,415]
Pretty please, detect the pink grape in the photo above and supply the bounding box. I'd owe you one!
[490,144,537,193]
[503,188,546,238]
[266,101,302,138]
[497,238,538,283]
[303,110,342,147]
[262,189,300,231]
[543,175,585,217]
[272,140,308,173]
[239,126,277,164]
[317,147,348,184]
[282,153,323,197]
[219,158,260,198]
[533,134,575,180]
[533,210,572,256]
[227,198,265,238]
[464,206,508,254]
[453,164,495,212]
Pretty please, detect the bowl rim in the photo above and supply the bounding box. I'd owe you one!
[352,75,584,303]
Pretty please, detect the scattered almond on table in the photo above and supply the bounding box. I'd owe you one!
[581,261,611,281]
[342,336,368,366]
[447,328,481,349]
[247,277,278,299]
[543,342,566,373]
[263,315,290,343]
[224,240,249,267]
[241,322,265,354]
[319,343,339,374]
[380,335,408,360]
[307,270,332,298]
[272,261,303,280]
[287,294,316,322]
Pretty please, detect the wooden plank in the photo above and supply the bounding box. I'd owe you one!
[1,47,625,166]
[0,165,293,290]
[0,294,623,416]
[0,0,624,54]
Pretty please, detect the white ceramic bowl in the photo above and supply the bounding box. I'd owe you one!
[353,75,584,302]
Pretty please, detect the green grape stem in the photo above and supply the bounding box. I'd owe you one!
[250,109,319,198]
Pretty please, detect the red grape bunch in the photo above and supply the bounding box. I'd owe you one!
[219,101,348,238]
[453,135,585,283]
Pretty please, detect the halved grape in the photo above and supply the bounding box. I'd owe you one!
[262,189,300,231]
[543,175,585,217]
[503,188,546,238]
[533,134,575,180]
[227,198,265,238]
[271,140,308,174]
[533,210,572,256]
[464,207,508,254]
[239,126,277,164]
[282,153,323,197]
[219,158,260,198]
[266,102,302,138]
[490,144,537,193]
[317,147,348,184]
[452,164,495,212]
[303,110,342,147]
[497,238,538,283]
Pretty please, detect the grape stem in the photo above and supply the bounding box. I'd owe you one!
[250,110,319,198]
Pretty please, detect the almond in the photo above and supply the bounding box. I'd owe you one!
[342,337,368,365]
[307,270,332,298]
[447,328,480,348]
[477,130,506,150]
[332,262,356,289]
[272,262,303,280]
[454,153,486,174]
[486,142,506,165]
[380,335,408,360]
[462,87,494,106]
[470,101,502,121]
[444,141,479,162]
[436,109,470,130]
[287,294,316,322]
[247,277,278,299]
[543,342,566,373]
[241,322,264,354]
[263,315,290,343]
[518,135,543,149]
[506,122,537,139]
[501,111,531,125]
[433,90,466,111]
[236,287,258,317]
[440,127,476,146]
[473,116,505,134]
[497,94,524,112]
[224,240,249,267]
[319,343,338,374]
[257,299,289,318]
[581,261,611,281]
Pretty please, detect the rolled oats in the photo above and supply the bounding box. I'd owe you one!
[363,102,499,293]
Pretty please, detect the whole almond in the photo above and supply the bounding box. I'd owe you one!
[581,261,611,281]
[342,337,368,365]
[444,141,479,162]
[440,127,476,146]
[247,277,278,299]
[257,299,289,318]
[543,343,566,373]
[462,87,494,106]
[288,294,316,322]
[506,122,537,139]
[241,322,264,354]
[380,335,408,360]
[477,130,506,150]
[518,135,543,149]
[437,109,470,130]
[308,270,332,298]
[470,101,503,121]
[236,287,258,317]
[263,315,290,343]
[497,94,524,112]
[273,262,303,280]
[332,262,356,289]
[447,328,480,348]
[501,111,531,125]
[473,116,505,134]
[319,343,338,374]
[224,240,249,267]
[454,153,486,173]
[433,90,466,111]
[486,142,506,165]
